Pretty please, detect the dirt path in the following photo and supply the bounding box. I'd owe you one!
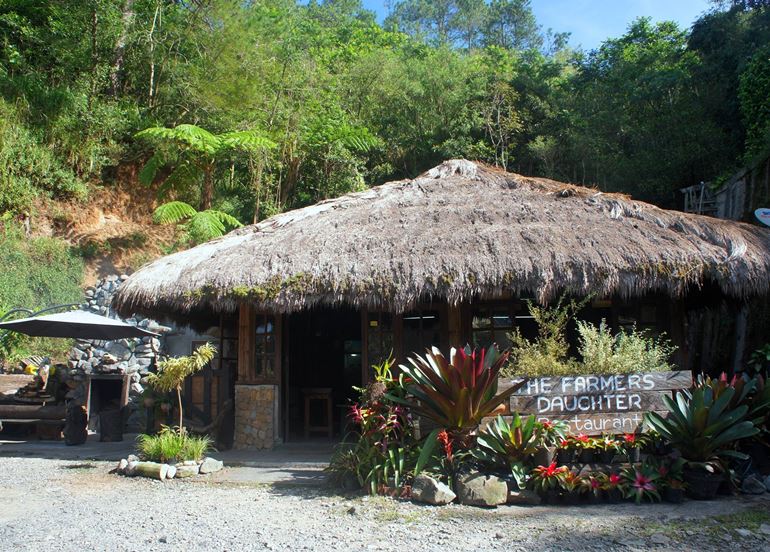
[0,457,768,552]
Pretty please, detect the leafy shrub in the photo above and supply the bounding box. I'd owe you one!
[326,358,416,494]
[0,100,87,214]
[503,298,676,376]
[577,319,676,374]
[136,426,212,463]
[504,297,583,377]
[0,223,84,363]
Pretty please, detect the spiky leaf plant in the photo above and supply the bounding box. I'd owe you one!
[388,345,522,447]
[645,385,759,472]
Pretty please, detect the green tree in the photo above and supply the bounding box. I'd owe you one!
[136,123,276,211]
[739,46,770,160]
[147,343,216,433]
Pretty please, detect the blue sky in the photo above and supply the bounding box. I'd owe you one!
[361,0,714,50]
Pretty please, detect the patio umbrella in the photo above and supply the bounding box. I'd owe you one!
[0,310,159,340]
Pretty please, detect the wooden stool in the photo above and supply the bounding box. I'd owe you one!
[302,387,333,439]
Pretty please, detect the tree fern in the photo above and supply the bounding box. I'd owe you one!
[153,201,243,244]
[153,201,197,225]
[138,152,165,186]
[219,131,277,152]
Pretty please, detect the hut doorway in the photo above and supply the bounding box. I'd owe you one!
[284,307,362,442]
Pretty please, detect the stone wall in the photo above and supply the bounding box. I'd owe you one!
[234,384,279,449]
[65,275,172,431]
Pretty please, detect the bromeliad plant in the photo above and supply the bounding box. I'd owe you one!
[327,358,416,494]
[529,462,568,495]
[645,386,759,473]
[472,413,540,488]
[620,464,661,503]
[534,419,569,448]
[389,345,522,447]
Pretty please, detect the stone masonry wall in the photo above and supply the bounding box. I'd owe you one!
[234,384,279,449]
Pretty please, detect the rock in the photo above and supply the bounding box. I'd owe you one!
[650,533,670,545]
[127,454,139,463]
[411,474,456,505]
[507,489,541,505]
[736,528,752,538]
[125,461,138,476]
[759,523,770,536]
[175,464,199,478]
[455,472,508,507]
[158,535,167,544]
[199,457,223,474]
[117,459,128,473]
[764,475,770,492]
[741,475,766,495]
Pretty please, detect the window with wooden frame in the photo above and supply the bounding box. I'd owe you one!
[471,303,518,351]
[254,314,277,381]
[402,309,441,358]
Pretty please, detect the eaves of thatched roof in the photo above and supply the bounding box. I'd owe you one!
[113,160,770,318]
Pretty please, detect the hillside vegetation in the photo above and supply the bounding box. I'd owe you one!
[0,0,769,362]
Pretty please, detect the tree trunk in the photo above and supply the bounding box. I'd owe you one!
[133,462,169,480]
[88,4,99,110]
[252,155,264,224]
[176,386,183,433]
[109,0,135,96]
[201,167,214,211]
[147,3,160,107]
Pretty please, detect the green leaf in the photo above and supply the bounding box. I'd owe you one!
[414,428,440,477]
[153,201,197,225]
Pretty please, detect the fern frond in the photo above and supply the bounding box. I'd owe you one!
[153,201,197,225]
[219,131,277,152]
[157,162,203,199]
[138,152,165,186]
[186,211,226,242]
[136,124,220,155]
[209,210,243,229]
[337,125,381,152]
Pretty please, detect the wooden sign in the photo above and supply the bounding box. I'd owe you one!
[498,371,690,435]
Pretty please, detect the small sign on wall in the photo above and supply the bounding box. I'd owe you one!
[498,371,691,435]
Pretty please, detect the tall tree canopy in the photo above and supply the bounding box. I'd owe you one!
[0,0,768,228]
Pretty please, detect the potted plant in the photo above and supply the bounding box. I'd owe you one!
[573,434,595,464]
[472,413,540,490]
[581,473,604,504]
[622,432,643,463]
[556,437,576,465]
[645,385,759,500]
[645,456,686,503]
[560,471,585,505]
[598,472,625,503]
[533,419,568,466]
[620,464,661,503]
[529,462,568,503]
[596,434,621,464]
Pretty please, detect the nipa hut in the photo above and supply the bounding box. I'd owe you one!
[113,160,770,449]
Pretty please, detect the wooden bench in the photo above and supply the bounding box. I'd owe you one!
[0,404,66,440]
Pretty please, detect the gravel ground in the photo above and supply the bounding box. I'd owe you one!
[0,457,769,552]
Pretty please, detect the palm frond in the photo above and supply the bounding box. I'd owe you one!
[186,210,234,242]
[158,162,203,199]
[208,209,243,229]
[153,201,197,225]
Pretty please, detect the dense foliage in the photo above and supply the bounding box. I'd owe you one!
[0,0,768,228]
[0,224,85,362]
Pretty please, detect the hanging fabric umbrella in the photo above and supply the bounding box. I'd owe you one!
[0,310,159,340]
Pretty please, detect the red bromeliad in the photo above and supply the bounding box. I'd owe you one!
[437,429,453,461]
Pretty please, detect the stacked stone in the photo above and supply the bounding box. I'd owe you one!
[64,274,172,430]
[234,385,277,449]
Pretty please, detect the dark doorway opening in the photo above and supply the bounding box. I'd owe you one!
[284,307,361,441]
[86,375,129,439]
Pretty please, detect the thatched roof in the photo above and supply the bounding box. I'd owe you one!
[113,160,770,318]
